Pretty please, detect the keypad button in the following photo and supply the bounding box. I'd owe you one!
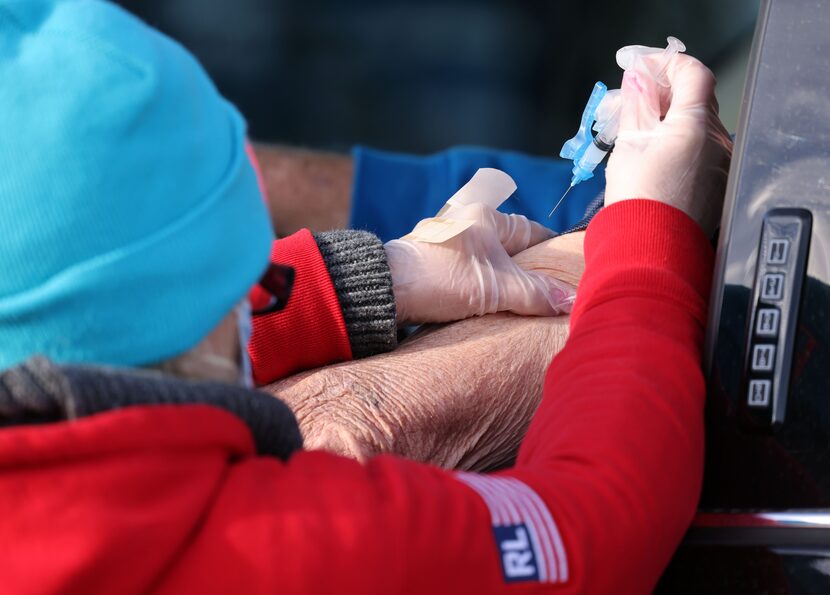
[741,209,812,428]
[748,380,772,407]
[767,238,790,265]
[751,344,776,372]
[760,273,785,301]
[756,308,780,337]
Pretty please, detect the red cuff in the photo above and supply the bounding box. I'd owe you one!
[249,230,352,384]
[573,199,715,328]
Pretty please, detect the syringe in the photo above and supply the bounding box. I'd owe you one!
[550,36,686,217]
[549,83,619,217]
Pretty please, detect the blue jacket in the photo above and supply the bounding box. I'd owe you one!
[350,145,605,241]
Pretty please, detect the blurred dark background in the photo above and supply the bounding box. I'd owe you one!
[114,0,759,155]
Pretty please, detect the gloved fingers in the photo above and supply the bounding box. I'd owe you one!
[617,53,719,139]
[616,44,665,71]
[445,202,555,256]
[618,53,716,124]
[498,268,575,317]
[661,54,718,117]
[387,201,563,325]
[617,46,674,115]
[495,212,556,256]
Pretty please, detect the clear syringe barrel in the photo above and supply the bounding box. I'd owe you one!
[595,115,619,148]
[571,95,620,184]
[593,89,622,148]
[573,142,608,182]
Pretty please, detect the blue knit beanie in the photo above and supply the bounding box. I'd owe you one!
[0,0,274,369]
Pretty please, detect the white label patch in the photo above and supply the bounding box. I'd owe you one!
[455,473,569,585]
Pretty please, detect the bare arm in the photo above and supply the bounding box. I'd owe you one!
[251,143,353,237]
[266,232,585,471]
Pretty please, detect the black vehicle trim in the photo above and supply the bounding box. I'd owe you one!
[684,511,830,547]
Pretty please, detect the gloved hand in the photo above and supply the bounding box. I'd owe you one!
[605,52,733,237]
[385,203,575,325]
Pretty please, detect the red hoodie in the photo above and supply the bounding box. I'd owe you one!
[0,200,712,594]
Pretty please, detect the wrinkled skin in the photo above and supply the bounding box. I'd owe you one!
[511,229,584,288]
[266,231,586,472]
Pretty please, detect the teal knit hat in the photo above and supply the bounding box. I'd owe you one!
[0,0,274,369]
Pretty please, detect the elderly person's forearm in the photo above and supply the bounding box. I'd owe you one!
[268,313,570,471]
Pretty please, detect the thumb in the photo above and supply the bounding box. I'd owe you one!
[662,54,718,119]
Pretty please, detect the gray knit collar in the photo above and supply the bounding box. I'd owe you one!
[0,357,302,460]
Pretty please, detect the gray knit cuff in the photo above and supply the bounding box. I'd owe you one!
[313,230,397,358]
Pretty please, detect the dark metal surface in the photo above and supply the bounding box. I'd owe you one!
[687,512,830,547]
[702,0,830,510]
[657,545,830,594]
[663,512,830,594]
[662,0,830,589]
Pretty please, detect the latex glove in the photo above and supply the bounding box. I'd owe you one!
[605,52,733,237]
[385,203,575,325]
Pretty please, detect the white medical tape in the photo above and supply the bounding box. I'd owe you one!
[407,168,516,243]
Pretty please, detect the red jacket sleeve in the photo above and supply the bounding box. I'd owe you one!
[248,231,352,384]
[164,200,713,594]
[508,199,713,593]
